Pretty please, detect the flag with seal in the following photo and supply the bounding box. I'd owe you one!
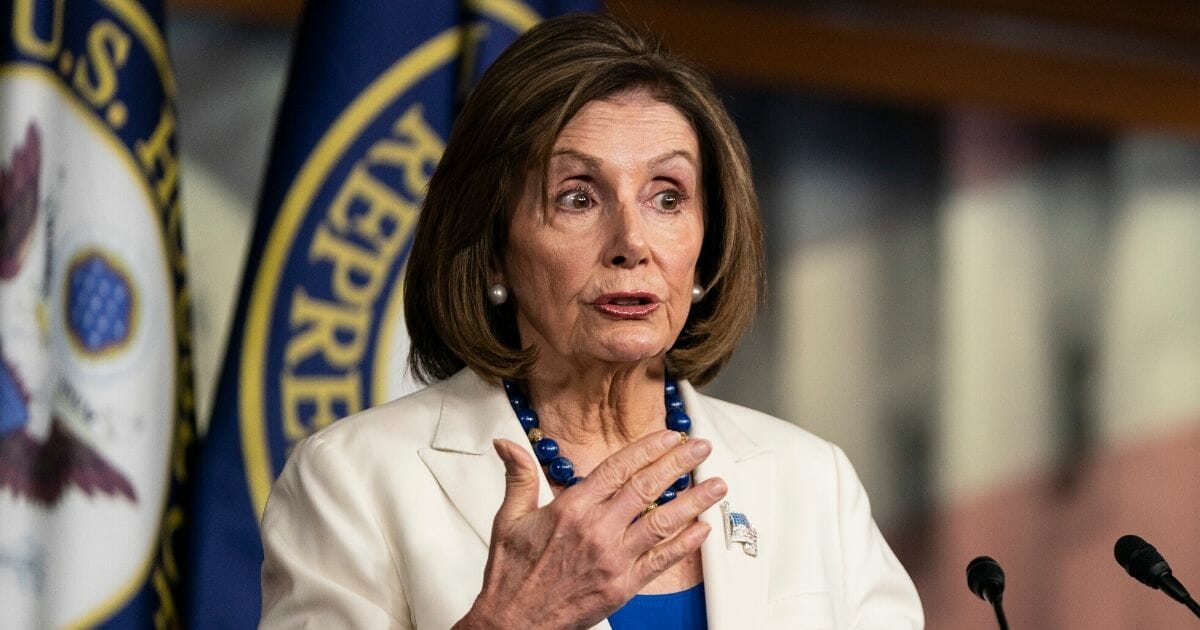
[189,1,598,626]
[0,0,196,627]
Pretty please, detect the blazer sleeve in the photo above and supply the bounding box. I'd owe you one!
[831,444,925,629]
[259,434,412,629]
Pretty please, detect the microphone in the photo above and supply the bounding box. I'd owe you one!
[1114,534,1200,619]
[966,556,1009,630]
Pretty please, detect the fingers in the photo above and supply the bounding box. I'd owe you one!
[492,438,540,531]
[622,477,727,551]
[607,437,713,519]
[633,520,712,585]
[578,430,686,500]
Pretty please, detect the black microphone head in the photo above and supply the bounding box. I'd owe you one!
[1115,534,1172,588]
[966,555,1005,603]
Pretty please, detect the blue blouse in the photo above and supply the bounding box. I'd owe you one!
[608,582,708,630]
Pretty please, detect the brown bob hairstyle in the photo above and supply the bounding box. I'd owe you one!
[404,13,764,387]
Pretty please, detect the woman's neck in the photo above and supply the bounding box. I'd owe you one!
[523,361,668,470]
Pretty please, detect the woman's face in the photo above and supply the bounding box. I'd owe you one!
[503,91,704,372]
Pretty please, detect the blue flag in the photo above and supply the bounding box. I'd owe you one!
[0,0,195,627]
[189,1,598,626]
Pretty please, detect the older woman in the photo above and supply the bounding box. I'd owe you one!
[259,13,922,630]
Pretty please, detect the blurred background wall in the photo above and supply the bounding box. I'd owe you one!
[167,1,1200,626]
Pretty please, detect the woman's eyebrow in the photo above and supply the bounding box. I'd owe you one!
[550,148,697,171]
[549,149,602,171]
[649,149,697,170]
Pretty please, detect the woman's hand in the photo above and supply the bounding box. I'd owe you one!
[454,430,727,630]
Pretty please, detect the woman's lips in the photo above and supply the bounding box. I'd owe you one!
[592,292,660,318]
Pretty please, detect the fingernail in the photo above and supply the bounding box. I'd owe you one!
[707,478,728,498]
[660,430,681,448]
[687,439,711,457]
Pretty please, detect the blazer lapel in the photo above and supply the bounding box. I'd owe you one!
[682,381,773,630]
[416,370,556,546]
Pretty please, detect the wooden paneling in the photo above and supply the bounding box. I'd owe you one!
[607,0,1200,135]
[167,0,1200,135]
[889,0,1200,44]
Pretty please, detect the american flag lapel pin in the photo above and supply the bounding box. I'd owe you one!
[721,501,758,557]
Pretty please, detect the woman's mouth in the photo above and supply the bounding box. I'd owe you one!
[592,292,660,318]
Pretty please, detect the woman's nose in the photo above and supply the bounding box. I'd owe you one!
[606,200,650,268]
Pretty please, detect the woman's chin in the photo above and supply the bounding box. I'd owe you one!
[581,337,669,367]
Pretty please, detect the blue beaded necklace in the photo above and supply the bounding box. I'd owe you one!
[502,378,694,507]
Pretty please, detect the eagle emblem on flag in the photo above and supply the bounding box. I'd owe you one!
[0,123,137,508]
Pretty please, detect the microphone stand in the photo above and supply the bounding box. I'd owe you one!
[1171,592,1200,614]
[988,594,1009,630]
[1158,573,1200,620]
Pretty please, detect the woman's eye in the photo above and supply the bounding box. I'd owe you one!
[654,189,684,211]
[557,189,594,210]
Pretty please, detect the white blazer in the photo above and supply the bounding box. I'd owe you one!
[260,369,923,629]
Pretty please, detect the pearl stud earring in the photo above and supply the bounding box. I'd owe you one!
[691,284,704,304]
[488,283,509,305]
